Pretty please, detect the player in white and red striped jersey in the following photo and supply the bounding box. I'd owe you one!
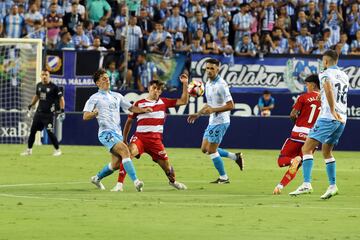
[111,75,189,192]
[273,74,321,194]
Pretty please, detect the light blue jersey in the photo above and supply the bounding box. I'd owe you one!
[309,65,348,145]
[205,75,233,125]
[318,66,349,122]
[83,90,132,137]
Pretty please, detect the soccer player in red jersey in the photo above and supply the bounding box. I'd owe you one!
[111,75,189,191]
[273,74,321,194]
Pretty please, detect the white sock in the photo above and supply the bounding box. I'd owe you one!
[228,152,237,161]
[276,184,284,189]
[303,182,312,188]
[219,175,228,180]
[133,179,140,185]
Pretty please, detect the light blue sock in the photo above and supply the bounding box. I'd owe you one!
[217,148,229,157]
[122,158,138,182]
[325,158,336,185]
[210,152,226,176]
[302,154,314,183]
[97,163,114,180]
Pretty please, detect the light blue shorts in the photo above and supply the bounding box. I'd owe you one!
[308,118,345,145]
[98,131,123,151]
[203,123,230,144]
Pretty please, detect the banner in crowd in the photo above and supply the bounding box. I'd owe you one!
[46,50,187,111]
[190,54,360,94]
[74,88,360,118]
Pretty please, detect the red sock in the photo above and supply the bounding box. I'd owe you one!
[118,163,126,183]
[278,156,292,167]
[280,165,301,187]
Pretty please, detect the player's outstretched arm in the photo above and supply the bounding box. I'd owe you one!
[176,73,189,106]
[187,104,210,124]
[202,100,234,114]
[123,117,134,145]
[323,80,344,123]
[128,106,153,114]
[83,109,98,121]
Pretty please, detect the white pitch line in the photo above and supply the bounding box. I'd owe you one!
[0,181,88,188]
[1,193,360,210]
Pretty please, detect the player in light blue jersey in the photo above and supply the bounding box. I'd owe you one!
[187,58,244,184]
[83,69,152,192]
[290,50,349,199]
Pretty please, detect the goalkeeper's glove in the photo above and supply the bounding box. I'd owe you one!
[57,109,66,121]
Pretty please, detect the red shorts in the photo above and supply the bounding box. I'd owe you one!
[130,134,168,161]
[280,138,304,159]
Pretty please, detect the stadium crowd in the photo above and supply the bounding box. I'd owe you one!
[0,0,360,89]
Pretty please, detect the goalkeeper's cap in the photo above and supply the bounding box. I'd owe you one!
[305,74,320,89]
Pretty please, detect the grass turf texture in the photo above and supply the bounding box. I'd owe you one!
[0,145,359,240]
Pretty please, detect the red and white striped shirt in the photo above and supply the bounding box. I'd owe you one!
[129,97,177,139]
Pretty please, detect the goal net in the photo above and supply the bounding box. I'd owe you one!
[0,38,42,144]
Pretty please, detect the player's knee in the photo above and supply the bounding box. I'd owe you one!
[112,161,121,170]
[207,149,217,154]
[301,145,310,155]
[113,142,130,158]
[128,144,138,156]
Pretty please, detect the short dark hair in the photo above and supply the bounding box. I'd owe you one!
[304,74,320,89]
[93,68,107,84]
[205,58,220,66]
[149,80,165,90]
[138,51,146,58]
[323,49,338,62]
[273,36,280,42]
[263,90,271,95]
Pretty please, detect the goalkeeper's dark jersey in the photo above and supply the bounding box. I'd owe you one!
[35,82,63,113]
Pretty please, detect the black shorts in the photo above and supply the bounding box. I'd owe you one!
[31,112,55,132]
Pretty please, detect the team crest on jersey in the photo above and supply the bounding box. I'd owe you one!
[46,88,50,92]
[46,55,62,72]
[109,102,117,110]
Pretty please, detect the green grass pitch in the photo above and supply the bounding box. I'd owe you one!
[0,145,359,240]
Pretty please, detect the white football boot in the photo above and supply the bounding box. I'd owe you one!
[320,185,338,200]
[20,149,32,156]
[91,176,105,190]
[53,149,62,156]
[169,181,187,190]
[289,183,313,196]
[273,184,283,195]
[134,180,144,192]
[111,182,124,192]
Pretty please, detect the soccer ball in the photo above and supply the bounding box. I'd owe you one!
[188,80,204,97]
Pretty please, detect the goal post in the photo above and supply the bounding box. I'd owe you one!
[0,38,43,144]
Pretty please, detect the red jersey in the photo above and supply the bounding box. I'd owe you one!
[129,97,177,139]
[290,91,321,142]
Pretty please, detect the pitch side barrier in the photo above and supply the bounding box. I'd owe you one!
[58,113,360,151]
